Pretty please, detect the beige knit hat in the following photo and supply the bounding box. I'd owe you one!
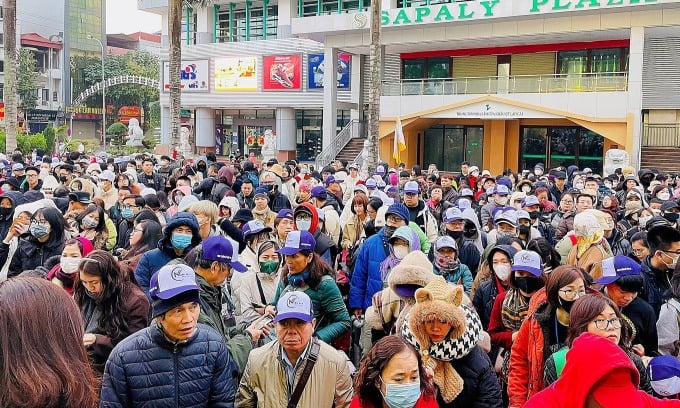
[388,251,435,299]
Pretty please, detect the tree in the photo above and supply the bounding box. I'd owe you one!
[107,122,127,151]
[168,0,212,151]
[4,0,18,153]
[17,48,39,111]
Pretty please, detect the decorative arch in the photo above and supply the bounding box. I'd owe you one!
[72,75,159,107]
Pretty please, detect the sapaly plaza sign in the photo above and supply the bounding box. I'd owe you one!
[377,0,666,27]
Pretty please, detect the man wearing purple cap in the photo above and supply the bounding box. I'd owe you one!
[237,291,352,407]
[274,209,294,247]
[481,184,510,231]
[311,185,341,245]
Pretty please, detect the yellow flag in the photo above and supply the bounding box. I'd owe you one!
[393,116,406,163]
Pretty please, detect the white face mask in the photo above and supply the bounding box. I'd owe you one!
[522,185,531,193]
[658,192,671,201]
[496,196,509,206]
[60,257,82,275]
[393,245,409,260]
[471,171,479,178]
[574,182,585,190]
[638,215,652,227]
[494,264,511,281]
[535,169,544,176]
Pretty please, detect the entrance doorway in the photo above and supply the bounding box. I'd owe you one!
[520,126,604,173]
[423,125,483,171]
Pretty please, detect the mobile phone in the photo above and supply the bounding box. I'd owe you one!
[255,315,273,330]
[251,302,265,309]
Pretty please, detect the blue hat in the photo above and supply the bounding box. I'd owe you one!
[365,179,377,189]
[512,250,543,276]
[456,199,472,211]
[459,188,474,197]
[325,175,342,186]
[522,195,540,207]
[404,181,420,194]
[648,356,680,396]
[497,177,512,189]
[201,236,247,272]
[310,185,327,199]
[385,203,410,223]
[242,219,272,238]
[279,230,316,255]
[376,165,385,175]
[595,255,641,285]
[149,264,200,317]
[274,291,314,323]
[443,207,463,223]
[276,208,294,220]
[254,186,269,198]
[494,185,510,195]
[494,208,518,227]
[535,163,545,170]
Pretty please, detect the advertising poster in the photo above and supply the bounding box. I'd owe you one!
[263,54,302,91]
[308,52,351,90]
[162,60,209,92]
[214,57,258,91]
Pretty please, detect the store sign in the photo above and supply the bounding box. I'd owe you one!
[118,106,142,125]
[162,60,209,92]
[66,106,104,115]
[308,53,351,90]
[423,101,562,119]
[376,0,662,27]
[263,54,302,91]
[214,57,258,91]
[26,109,58,122]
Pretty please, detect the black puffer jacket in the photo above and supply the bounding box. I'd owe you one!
[4,233,65,278]
[440,345,504,408]
[0,191,25,240]
[100,322,238,407]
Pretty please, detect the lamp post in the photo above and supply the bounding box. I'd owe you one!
[87,34,105,148]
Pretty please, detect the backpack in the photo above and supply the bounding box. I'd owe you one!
[247,171,259,188]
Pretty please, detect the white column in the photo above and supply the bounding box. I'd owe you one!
[628,26,644,169]
[322,47,338,154]
[195,108,215,148]
[351,53,362,121]
[161,106,171,145]
[276,107,297,151]
[195,6,213,44]
[277,0,295,38]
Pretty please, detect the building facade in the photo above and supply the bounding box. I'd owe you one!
[144,0,680,172]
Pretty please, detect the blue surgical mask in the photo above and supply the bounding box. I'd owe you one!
[29,223,50,239]
[121,208,134,219]
[380,376,421,408]
[171,232,193,250]
[296,219,312,231]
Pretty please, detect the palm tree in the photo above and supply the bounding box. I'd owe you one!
[168,0,211,152]
[366,0,381,170]
[3,0,18,153]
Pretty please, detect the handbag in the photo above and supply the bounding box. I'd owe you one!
[287,339,321,408]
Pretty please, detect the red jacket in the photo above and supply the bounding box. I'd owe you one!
[349,394,438,408]
[488,291,513,350]
[526,333,680,408]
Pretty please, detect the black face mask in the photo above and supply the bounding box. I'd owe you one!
[664,213,679,223]
[59,175,68,183]
[559,297,575,313]
[519,225,531,236]
[0,207,12,218]
[447,230,463,240]
[383,225,397,239]
[529,211,540,220]
[515,276,544,295]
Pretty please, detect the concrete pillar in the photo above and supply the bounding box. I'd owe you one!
[350,53,362,122]
[276,107,296,150]
[628,26,644,169]
[195,6,213,44]
[161,106,170,145]
[277,0,295,38]
[195,108,215,151]
[322,47,339,154]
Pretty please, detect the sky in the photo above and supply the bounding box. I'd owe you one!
[106,0,162,34]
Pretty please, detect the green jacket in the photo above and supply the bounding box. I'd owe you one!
[196,273,254,376]
[272,275,351,344]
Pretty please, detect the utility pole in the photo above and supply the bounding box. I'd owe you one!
[87,34,106,148]
[367,0,382,172]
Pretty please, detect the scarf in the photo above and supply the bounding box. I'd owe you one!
[501,288,530,332]
[252,207,270,221]
[402,304,482,403]
[379,254,401,283]
[576,231,604,258]
[54,267,76,294]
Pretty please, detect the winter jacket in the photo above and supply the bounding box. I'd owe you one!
[237,192,255,210]
[608,228,632,257]
[543,346,653,394]
[78,282,150,372]
[405,200,438,243]
[567,241,612,277]
[438,345,504,408]
[525,334,678,408]
[473,277,506,331]
[235,338,353,408]
[658,297,680,355]
[237,268,280,325]
[434,263,473,296]
[134,212,201,299]
[622,296,659,356]
[341,215,366,250]
[349,395,438,408]
[4,232,66,278]
[508,300,564,407]
[193,176,219,201]
[272,275,351,344]
[0,191,24,240]
[480,201,501,231]
[320,202,342,245]
[554,211,575,240]
[640,257,672,319]
[136,171,165,192]
[268,190,291,213]
[99,322,238,408]
[195,273,254,376]
[349,229,390,311]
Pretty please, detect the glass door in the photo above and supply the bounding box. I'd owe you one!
[465,127,484,167]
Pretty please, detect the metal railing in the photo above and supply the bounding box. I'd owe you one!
[642,124,680,147]
[382,72,628,96]
[316,119,361,168]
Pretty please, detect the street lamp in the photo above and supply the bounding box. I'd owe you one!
[86,34,106,148]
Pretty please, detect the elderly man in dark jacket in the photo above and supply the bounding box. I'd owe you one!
[100,264,238,407]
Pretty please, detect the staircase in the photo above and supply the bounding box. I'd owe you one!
[335,138,364,163]
[316,120,363,168]
[640,146,680,173]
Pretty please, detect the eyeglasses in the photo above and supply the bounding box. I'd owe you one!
[26,174,38,178]
[632,248,647,255]
[561,200,573,204]
[386,215,405,223]
[591,317,622,330]
[122,205,139,210]
[559,288,586,300]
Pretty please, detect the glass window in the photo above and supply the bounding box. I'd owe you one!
[549,128,578,169]
[296,110,323,161]
[217,2,277,42]
[521,128,548,170]
[424,125,483,171]
[557,51,587,74]
[428,57,450,79]
[591,48,621,73]
[403,59,425,79]
[520,126,604,173]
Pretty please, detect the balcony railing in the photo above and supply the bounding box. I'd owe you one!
[382,72,628,96]
[642,124,680,147]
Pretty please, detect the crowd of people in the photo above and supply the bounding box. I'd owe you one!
[5,151,680,407]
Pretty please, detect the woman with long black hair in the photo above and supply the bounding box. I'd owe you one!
[75,250,150,372]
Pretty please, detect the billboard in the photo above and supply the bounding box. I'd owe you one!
[214,57,258,91]
[308,52,351,90]
[162,60,209,92]
[263,54,302,91]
